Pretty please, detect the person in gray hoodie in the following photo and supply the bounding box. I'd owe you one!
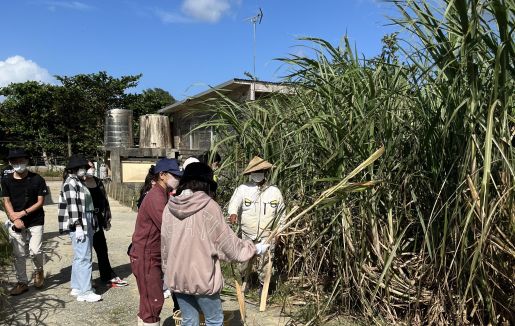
[161,162,269,326]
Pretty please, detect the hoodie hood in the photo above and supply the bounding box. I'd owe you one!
[168,191,212,220]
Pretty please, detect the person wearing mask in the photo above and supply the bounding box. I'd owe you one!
[134,164,176,302]
[129,158,182,326]
[58,154,101,303]
[1,148,48,295]
[161,162,269,326]
[84,161,127,287]
[228,156,285,292]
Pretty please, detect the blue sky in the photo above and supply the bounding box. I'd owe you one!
[0,0,398,100]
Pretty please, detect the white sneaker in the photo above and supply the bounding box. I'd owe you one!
[77,291,101,302]
[70,289,80,296]
[163,289,171,299]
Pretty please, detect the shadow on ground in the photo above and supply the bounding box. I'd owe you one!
[93,262,132,295]
[0,290,66,326]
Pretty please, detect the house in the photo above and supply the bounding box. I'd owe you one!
[158,78,290,157]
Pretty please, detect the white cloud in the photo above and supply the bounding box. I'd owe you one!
[43,1,92,11]
[0,56,54,88]
[154,0,237,24]
[182,0,231,23]
[154,9,192,24]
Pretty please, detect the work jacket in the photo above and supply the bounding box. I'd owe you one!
[228,182,285,241]
[131,183,168,254]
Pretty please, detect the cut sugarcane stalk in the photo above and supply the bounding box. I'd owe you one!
[234,279,246,322]
[259,252,273,311]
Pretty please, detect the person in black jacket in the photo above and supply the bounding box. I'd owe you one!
[84,160,127,287]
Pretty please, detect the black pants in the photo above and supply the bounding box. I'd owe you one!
[93,228,116,282]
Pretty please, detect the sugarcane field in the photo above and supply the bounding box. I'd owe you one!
[0,0,514,325]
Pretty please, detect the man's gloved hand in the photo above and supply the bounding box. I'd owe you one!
[255,241,270,255]
[75,225,85,242]
[104,221,111,231]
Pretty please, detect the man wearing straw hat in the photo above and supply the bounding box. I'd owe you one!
[228,156,285,291]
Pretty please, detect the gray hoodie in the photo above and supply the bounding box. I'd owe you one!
[161,190,256,295]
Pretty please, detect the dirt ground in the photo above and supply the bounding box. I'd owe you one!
[0,181,294,326]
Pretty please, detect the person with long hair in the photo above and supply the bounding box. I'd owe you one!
[84,161,127,287]
[58,154,101,302]
[130,158,182,326]
[136,165,156,209]
[161,162,269,325]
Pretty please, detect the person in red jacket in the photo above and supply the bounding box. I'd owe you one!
[129,158,182,326]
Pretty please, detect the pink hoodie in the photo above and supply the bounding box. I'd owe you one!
[161,191,256,295]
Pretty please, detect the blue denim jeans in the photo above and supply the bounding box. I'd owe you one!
[69,212,94,295]
[175,293,224,326]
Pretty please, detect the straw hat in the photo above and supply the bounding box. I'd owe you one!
[242,156,273,175]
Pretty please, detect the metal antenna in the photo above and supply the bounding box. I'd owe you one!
[245,8,263,80]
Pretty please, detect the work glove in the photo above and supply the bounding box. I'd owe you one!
[75,225,85,242]
[255,241,270,255]
[104,221,111,232]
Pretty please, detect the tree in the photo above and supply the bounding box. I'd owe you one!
[0,73,175,163]
[0,81,65,164]
[55,71,142,156]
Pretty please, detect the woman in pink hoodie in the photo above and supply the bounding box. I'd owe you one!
[161,162,268,326]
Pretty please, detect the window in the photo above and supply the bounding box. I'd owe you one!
[189,123,200,149]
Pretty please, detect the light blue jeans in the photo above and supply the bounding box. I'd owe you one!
[69,212,94,295]
[175,293,224,326]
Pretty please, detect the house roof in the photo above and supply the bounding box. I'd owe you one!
[158,78,289,114]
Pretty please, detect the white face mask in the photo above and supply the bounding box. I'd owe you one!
[166,174,180,190]
[77,169,87,178]
[86,168,95,177]
[13,164,27,174]
[250,172,265,183]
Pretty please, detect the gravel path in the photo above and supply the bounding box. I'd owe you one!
[0,181,292,326]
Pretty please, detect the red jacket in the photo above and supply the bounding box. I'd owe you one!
[131,183,168,254]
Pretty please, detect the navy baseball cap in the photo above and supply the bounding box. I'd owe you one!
[154,158,183,177]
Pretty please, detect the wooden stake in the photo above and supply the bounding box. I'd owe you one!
[259,251,273,311]
[234,279,246,322]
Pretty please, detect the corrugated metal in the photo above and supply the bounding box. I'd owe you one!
[104,109,134,148]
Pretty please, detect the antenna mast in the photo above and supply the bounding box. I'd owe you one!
[247,8,263,80]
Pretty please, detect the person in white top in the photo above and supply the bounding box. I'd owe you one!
[228,156,285,290]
